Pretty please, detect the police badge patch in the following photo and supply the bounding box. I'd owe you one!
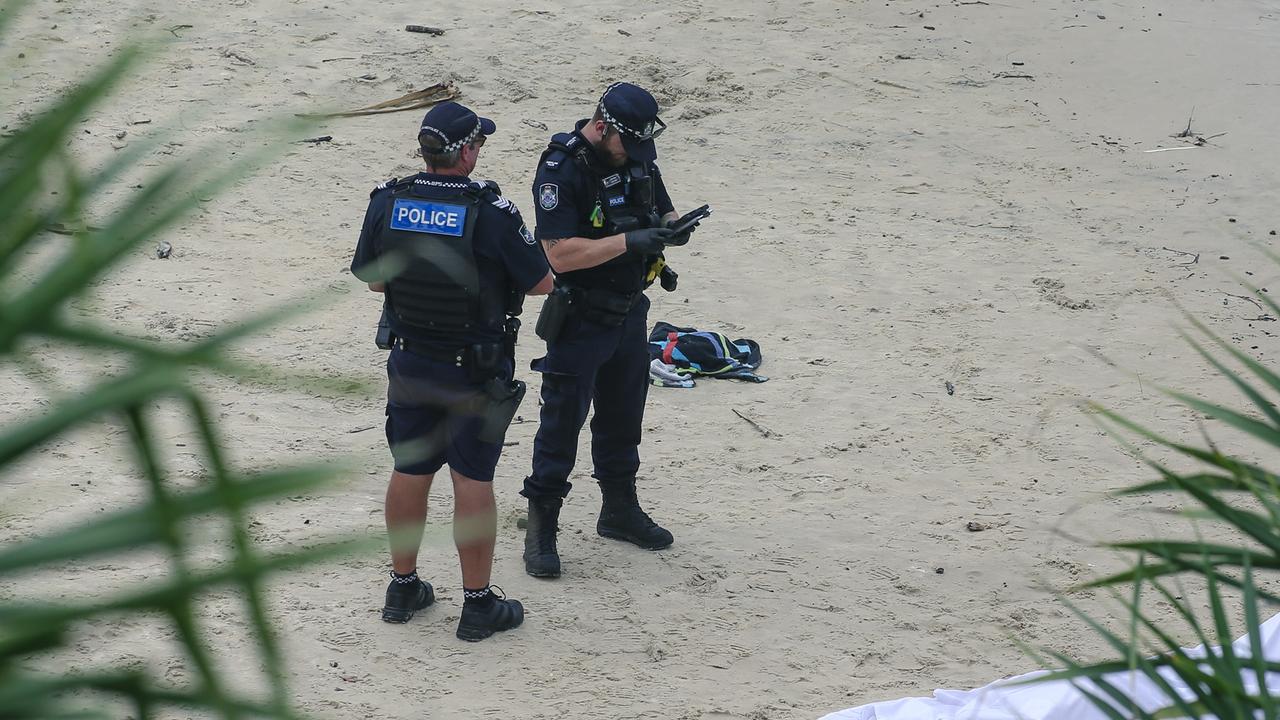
[519,223,536,246]
[538,183,559,210]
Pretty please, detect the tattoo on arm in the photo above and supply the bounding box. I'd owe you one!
[542,237,562,249]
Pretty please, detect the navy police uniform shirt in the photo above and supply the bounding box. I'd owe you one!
[351,172,549,349]
[531,119,675,242]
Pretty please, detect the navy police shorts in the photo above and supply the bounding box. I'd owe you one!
[384,347,506,482]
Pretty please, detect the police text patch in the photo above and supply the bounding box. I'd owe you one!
[389,199,467,236]
[539,183,559,210]
[608,195,626,207]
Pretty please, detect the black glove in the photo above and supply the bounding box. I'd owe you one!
[624,227,673,255]
[664,219,696,247]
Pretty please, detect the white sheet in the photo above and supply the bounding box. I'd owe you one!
[819,612,1280,720]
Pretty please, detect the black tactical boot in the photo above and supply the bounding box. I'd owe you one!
[456,587,525,642]
[597,480,674,550]
[523,497,563,578]
[380,572,434,623]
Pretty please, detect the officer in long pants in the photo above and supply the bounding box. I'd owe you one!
[521,83,698,578]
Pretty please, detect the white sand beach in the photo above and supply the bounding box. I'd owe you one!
[3,0,1280,717]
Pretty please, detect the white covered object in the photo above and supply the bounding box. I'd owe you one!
[820,612,1280,720]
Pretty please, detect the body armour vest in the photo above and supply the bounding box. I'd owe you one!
[540,133,661,296]
[379,180,503,341]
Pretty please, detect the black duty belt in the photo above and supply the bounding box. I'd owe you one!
[568,286,642,314]
[393,338,467,366]
[556,285,643,328]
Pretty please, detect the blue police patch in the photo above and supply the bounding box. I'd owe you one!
[519,223,536,246]
[539,183,559,210]
[607,195,626,207]
[389,199,467,236]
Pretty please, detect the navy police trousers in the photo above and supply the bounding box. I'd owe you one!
[522,296,651,499]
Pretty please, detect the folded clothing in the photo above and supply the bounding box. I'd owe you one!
[649,359,695,388]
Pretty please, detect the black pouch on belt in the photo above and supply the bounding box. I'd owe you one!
[467,342,504,384]
[578,288,633,327]
[476,378,527,444]
[375,303,396,350]
[535,286,572,343]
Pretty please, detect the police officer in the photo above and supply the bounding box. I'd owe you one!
[351,101,553,640]
[522,82,695,578]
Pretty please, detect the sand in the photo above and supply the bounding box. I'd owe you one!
[3,0,1280,717]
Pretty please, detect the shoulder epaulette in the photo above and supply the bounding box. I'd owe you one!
[370,176,411,197]
[543,132,582,170]
[469,179,502,196]
[461,179,521,218]
[542,149,568,170]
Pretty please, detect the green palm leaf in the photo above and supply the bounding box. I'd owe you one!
[0,10,345,718]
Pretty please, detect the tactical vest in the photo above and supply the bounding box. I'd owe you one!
[379,179,504,340]
[539,132,661,296]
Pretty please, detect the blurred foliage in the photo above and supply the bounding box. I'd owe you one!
[1029,311,1280,717]
[0,8,350,718]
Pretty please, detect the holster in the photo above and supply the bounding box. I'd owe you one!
[502,316,520,360]
[375,303,396,350]
[535,286,572,343]
[645,255,679,292]
[659,264,679,292]
[476,377,526,444]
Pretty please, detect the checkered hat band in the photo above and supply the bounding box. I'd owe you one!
[421,120,481,152]
[599,104,645,139]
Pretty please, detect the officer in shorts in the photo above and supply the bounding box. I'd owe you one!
[351,101,553,640]
[521,82,698,578]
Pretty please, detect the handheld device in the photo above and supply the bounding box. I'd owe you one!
[667,204,712,237]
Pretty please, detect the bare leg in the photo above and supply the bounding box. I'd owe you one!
[385,470,434,574]
[451,469,496,589]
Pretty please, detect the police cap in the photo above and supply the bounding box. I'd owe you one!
[598,82,665,163]
[419,101,496,152]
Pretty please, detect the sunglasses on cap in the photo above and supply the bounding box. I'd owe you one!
[600,105,667,142]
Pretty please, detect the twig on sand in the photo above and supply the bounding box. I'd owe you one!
[1175,107,1196,138]
[1143,146,1199,153]
[1224,293,1265,312]
[872,78,914,91]
[1169,109,1227,146]
[1197,132,1228,144]
[732,409,777,438]
[1161,246,1200,267]
[405,25,446,35]
[220,48,256,65]
[298,82,460,119]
